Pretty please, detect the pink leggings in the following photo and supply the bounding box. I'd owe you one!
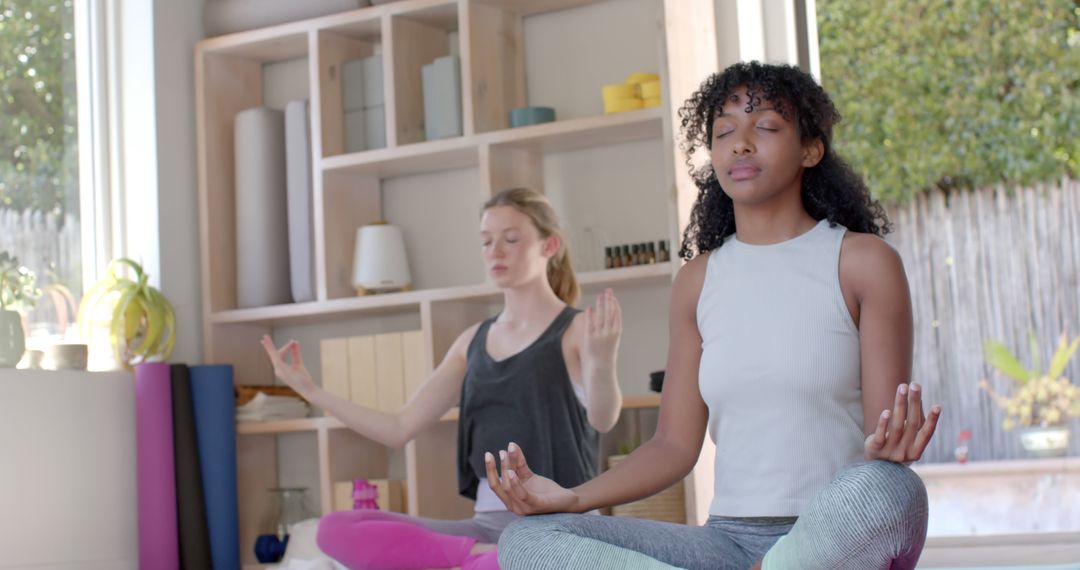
[317,509,515,570]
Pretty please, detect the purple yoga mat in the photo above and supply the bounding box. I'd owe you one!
[136,362,180,570]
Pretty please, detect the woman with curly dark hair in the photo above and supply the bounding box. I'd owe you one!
[485,62,943,570]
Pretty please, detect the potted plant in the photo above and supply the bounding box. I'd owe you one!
[0,252,42,367]
[980,333,1080,457]
[76,258,176,370]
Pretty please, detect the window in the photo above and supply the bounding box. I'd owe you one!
[0,0,99,346]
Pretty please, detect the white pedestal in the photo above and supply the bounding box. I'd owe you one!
[0,370,137,569]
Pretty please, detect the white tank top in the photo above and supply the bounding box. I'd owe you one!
[697,220,864,517]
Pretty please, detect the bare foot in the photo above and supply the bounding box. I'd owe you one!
[469,542,497,555]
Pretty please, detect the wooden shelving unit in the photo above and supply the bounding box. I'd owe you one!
[195,0,699,563]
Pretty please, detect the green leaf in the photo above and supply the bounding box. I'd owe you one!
[1028,330,1042,377]
[984,340,1032,383]
[1048,335,1080,380]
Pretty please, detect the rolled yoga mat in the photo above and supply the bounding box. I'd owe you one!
[190,364,240,570]
[285,100,315,304]
[170,364,213,570]
[235,107,292,308]
[136,362,180,570]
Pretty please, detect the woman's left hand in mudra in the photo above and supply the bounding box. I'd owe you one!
[865,382,942,463]
[484,442,580,515]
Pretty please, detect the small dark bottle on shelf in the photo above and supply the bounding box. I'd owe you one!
[631,244,640,266]
[648,241,657,264]
[621,245,632,267]
[658,240,670,262]
[604,246,614,269]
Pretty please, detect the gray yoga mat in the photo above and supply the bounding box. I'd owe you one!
[235,106,292,308]
[285,99,315,303]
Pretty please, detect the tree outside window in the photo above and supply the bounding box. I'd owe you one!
[0,0,81,342]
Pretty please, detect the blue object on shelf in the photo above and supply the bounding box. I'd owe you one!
[509,106,556,128]
[254,534,290,563]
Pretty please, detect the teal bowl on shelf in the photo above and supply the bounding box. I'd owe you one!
[509,106,556,128]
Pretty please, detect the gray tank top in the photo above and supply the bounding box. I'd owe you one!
[456,305,599,500]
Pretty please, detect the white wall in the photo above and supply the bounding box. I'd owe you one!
[382,167,488,290]
[153,0,204,365]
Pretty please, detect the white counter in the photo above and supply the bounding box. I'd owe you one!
[0,370,137,570]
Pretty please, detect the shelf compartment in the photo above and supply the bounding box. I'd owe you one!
[315,21,384,159]
[321,108,662,178]
[214,262,673,327]
[196,31,313,316]
[387,1,463,145]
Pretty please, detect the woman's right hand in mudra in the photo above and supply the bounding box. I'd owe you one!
[260,335,317,398]
[485,442,580,515]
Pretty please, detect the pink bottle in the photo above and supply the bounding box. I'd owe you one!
[352,479,381,510]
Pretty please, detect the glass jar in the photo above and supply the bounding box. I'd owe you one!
[255,487,315,563]
[263,487,315,538]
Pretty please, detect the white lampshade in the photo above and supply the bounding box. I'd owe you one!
[352,222,411,293]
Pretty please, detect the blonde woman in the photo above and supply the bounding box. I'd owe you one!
[262,188,624,570]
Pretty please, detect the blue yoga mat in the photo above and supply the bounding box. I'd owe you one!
[190,364,240,570]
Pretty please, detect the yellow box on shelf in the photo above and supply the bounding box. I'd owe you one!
[605,98,644,114]
[625,72,660,86]
[640,81,661,100]
[603,72,660,114]
[602,83,637,103]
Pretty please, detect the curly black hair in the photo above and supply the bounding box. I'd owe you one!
[677,61,890,260]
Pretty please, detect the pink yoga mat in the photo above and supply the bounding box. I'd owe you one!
[136,362,179,570]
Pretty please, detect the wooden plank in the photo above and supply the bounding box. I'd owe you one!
[386,14,451,145]
[196,52,263,317]
[461,1,525,135]
[480,144,544,197]
[375,332,407,413]
[347,335,379,409]
[319,173,381,300]
[402,330,427,401]
[236,435,277,565]
[319,338,351,413]
[316,31,378,158]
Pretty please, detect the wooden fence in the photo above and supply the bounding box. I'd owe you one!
[889,179,1080,463]
[0,208,81,335]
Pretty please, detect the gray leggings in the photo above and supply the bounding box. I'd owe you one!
[498,460,928,570]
